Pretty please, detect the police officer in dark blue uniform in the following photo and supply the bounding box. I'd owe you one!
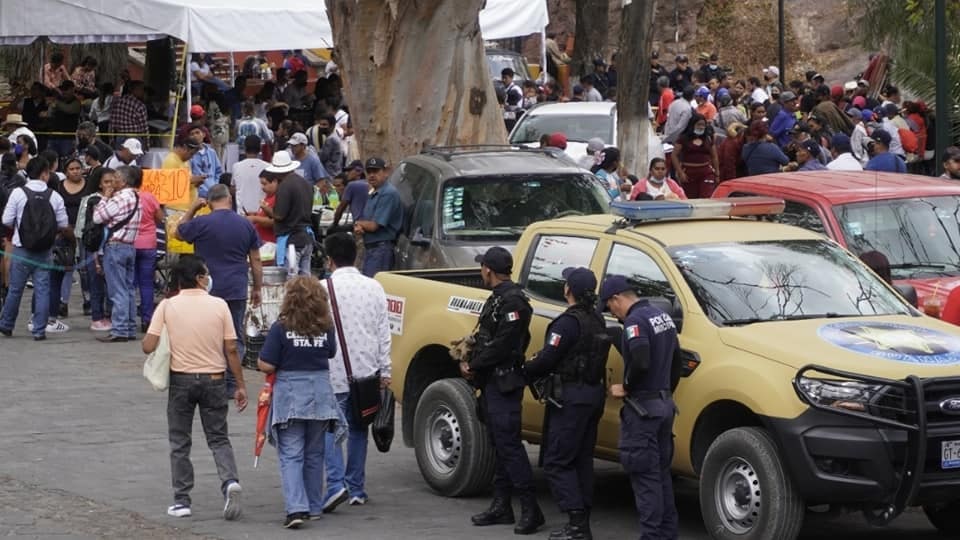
[600,275,680,540]
[463,247,544,535]
[525,267,609,540]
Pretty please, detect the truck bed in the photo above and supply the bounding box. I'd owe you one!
[388,268,484,290]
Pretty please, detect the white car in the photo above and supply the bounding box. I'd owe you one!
[507,101,665,169]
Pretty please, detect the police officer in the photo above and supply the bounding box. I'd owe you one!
[462,246,544,534]
[600,275,680,540]
[525,267,609,540]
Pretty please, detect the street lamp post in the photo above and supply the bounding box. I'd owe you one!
[935,0,949,176]
[778,0,785,80]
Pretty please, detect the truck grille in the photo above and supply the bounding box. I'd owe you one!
[873,382,960,427]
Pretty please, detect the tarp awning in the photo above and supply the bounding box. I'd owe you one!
[0,0,547,52]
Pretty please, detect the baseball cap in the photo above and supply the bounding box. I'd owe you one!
[698,52,710,61]
[121,138,144,156]
[830,85,844,99]
[83,146,101,161]
[717,87,731,98]
[861,108,874,122]
[475,246,513,274]
[780,90,797,102]
[872,129,893,146]
[675,54,688,63]
[852,96,867,109]
[695,86,710,98]
[883,102,900,116]
[562,267,598,297]
[846,107,862,118]
[763,66,780,77]
[548,132,568,150]
[844,81,858,91]
[586,137,605,153]
[572,84,584,94]
[799,139,820,156]
[347,159,364,171]
[189,104,205,118]
[287,132,309,147]
[600,275,634,304]
[831,133,852,153]
[365,157,386,170]
[812,73,825,82]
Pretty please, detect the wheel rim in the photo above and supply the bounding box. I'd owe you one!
[714,457,762,534]
[423,403,462,476]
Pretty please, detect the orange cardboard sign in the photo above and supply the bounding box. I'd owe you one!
[142,168,191,206]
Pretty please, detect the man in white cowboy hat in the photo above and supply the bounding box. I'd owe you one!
[3,114,37,148]
[104,138,144,170]
[263,150,314,278]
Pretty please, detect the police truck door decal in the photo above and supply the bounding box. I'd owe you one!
[818,322,960,365]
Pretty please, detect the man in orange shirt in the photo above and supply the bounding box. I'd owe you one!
[656,76,674,129]
[695,86,717,122]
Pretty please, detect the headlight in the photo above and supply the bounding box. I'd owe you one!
[796,377,887,412]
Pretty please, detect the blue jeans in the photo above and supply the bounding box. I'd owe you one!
[134,248,156,326]
[0,247,52,337]
[277,419,328,515]
[324,392,369,500]
[361,242,394,278]
[223,298,246,397]
[85,254,107,322]
[285,241,313,279]
[103,243,136,338]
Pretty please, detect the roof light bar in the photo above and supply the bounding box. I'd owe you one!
[610,197,785,222]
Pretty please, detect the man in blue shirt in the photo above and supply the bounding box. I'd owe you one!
[177,184,263,393]
[769,91,798,148]
[332,160,368,230]
[353,157,402,277]
[865,129,907,173]
[797,139,827,171]
[189,126,224,197]
[287,132,329,186]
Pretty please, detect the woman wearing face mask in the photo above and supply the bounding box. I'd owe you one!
[591,147,623,201]
[630,158,686,201]
[671,113,719,198]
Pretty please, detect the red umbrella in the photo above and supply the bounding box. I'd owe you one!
[253,372,276,468]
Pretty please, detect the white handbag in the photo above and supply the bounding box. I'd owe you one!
[143,328,171,391]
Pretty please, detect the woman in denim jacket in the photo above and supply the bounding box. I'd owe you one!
[258,276,346,529]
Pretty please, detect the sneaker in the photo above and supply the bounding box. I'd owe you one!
[167,504,192,518]
[223,481,242,521]
[349,496,367,506]
[322,487,348,514]
[90,320,113,332]
[283,513,305,529]
[0,327,11,337]
[45,319,70,333]
[58,303,68,318]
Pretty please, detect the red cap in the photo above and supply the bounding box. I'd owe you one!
[547,132,568,150]
[830,85,843,99]
[190,104,205,118]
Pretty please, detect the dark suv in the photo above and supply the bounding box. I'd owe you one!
[388,145,610,270]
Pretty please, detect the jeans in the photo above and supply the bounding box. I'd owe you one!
[0,247,52,337]
[361,243,394,278]
[85,255,107,322]
[103,243,136,338]
[167,372,239,507]
[324,392,369,500]
[277,419,328,515]
[134,248,156,326]
[223,298,246,396]
[286,241,313,279]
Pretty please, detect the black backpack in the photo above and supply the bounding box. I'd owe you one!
[18,187,58,251]
[81,194,105,252]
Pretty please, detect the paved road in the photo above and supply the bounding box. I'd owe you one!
[0,296,945,539]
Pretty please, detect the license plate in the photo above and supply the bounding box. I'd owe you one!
[943,440,960,469]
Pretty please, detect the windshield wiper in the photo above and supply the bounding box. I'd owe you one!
[721,312,847,326]
[888,263,948,270]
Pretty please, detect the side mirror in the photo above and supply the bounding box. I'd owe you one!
[410,228,431,248]
[894,283,918,307]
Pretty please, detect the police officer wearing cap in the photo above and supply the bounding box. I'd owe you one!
[524,267,609,540]
[600,275,680,540]
[353,156,403,277]
[463,246,544,535]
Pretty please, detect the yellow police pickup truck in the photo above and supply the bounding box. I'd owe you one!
[376,198,960,540]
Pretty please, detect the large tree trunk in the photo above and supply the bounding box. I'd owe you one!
[616,0,657,176]
[326,0,506,166]
[571,0,609,80]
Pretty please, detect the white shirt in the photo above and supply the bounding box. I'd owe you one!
[1,179,68,248]
[232,158,269,214]
[323,267,392,394]
[189,61,211,83]
[850,123,869,164]
[826,152,864,171]
[881,118,905,157]
[104,154,137,170]
[585,87,603,102]
[751,87,770,104]
[7,126,37,148]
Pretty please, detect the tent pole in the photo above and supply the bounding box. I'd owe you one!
[171,41,190,150]
[229,52,235,83]
[541,29,547,80]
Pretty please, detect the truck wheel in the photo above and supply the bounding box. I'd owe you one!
[924,501,960,534]
[413,378,495,497]
[699,427,804,540]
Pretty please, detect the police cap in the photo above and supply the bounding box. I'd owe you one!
[562,267,597,297]
[475,246,513,274]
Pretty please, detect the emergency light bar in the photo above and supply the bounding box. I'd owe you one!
[610,197,785,222]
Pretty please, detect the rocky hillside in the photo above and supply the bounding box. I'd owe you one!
[537,0,868,85]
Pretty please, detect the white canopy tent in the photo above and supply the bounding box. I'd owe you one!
[0,0,549,125]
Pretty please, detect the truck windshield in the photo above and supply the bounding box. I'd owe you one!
[835,196,960,279]
[441,174,609,241]
[670,240,912,325]
[509,114,612,144]
[487,53,529,83]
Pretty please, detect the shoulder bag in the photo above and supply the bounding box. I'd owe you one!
[327,277,381,427]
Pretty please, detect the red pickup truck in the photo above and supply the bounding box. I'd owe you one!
[714,172,960,316]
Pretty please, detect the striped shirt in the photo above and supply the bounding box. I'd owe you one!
[93,187,141,244]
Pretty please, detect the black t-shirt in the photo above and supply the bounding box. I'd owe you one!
[57,179,90,226]
[273,173,314,246]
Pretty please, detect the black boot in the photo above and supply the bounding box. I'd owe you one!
[471,495,515,526]
[513,493,545,535]
[549,510,592,540]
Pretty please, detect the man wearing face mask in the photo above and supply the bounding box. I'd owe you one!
[176,184,263,396]
[698,53,724,86]
[73,122,113,166]
[316,114,344,177]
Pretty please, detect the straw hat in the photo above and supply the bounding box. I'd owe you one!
[3,113,27,127]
